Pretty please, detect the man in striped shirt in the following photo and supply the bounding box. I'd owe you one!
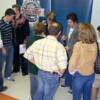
[24,22,67,100]
[0,8,15,92]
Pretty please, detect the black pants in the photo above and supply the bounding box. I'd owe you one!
[13,45,28,74]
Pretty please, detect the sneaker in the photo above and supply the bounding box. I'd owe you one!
[0,86,8,92]
[61,84,67,87]
[22,72,28,76]
[12,70,19,74]
[68,89,72,94]
[5,77,15,82]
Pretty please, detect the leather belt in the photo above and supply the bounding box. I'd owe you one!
[40,70,58,75]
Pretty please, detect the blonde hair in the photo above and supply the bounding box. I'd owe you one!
[34,22,45,35]
[46,12,55,20]
[79,23,97,44]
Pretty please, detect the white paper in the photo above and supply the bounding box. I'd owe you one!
[19,44,26,54]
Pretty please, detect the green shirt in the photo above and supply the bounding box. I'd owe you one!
[28,34,44,75]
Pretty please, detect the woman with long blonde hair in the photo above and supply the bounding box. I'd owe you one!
[69,23,97,100]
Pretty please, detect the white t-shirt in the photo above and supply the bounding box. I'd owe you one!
[68,28,74,40]
[97,38,100,44]
[96,32,100,43]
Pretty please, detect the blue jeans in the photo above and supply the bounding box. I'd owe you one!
[33,70,59,100]
[72,72,94,100]
[0,50,4,90]
[65,71,73,89]
[30,74,38,100]
[0,46,14,78]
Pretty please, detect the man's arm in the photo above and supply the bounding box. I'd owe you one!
[24,44,35,64]
[56,44,68,76]
[0,23,6,54]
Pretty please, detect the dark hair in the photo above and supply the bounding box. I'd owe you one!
[48,22,61,35]
[66,12,78,22]
[79,23,97,44]
[97,26,100,32]
[5,8,15,16]
[12,4,20,12]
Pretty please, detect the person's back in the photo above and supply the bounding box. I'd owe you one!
[32,35,67,73]
[69,41,97,75]
[69,23,97,100]
[24,22,67,100]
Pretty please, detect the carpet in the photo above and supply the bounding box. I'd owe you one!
[0,93,18,100]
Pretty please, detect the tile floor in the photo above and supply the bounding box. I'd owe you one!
[2,72,100,100]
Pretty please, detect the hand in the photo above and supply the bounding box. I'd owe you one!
[23,43,27,48]
[65,46,69,51]
[57,71,63,77]
[55,69,65,77]
[2,47,6,55]
[62,35,67,40]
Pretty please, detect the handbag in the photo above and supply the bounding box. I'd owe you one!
[94,42,100,74]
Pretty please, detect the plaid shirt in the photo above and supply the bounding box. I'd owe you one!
[24,35,67,73]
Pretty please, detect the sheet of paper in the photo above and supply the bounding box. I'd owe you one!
[19,44,26,54]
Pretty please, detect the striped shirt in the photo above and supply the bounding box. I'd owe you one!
[24,35,67,73]
[0,19,13,47]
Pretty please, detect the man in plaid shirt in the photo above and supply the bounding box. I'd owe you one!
[24,22,67,100]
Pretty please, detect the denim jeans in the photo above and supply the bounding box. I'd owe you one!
[0,50,4,90]
[30,74,38,100]
[0,46,14,78]
[33,70,59,100]
[72,72,94,100]
[65,71,73,89]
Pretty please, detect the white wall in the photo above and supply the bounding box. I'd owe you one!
[91,0,100,29]
[0,0,16,18]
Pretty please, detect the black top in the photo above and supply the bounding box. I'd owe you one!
[14,15,30,45]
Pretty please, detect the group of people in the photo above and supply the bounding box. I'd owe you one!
[0,4,30,92]
[24,12,100,100]
[0,4,100,100]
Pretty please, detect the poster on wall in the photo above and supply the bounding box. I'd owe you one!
[21,0,45,34]
[21,0,45,23]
